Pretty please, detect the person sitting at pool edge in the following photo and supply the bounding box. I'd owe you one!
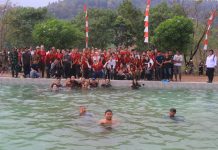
[169,108,176,118]
[99,109,116,125]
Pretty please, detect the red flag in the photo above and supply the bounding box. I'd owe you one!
[203,10,216,51]
[84,4,88,48]
[144,0,151,43]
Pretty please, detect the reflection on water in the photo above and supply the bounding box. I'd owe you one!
[0,85,218,150]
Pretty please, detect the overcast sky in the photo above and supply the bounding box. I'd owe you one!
[0,0,59,7]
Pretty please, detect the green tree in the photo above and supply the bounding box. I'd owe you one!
[5,7,48,47]
[149,2,187,37]
[116,0,143,48]
[32,19,83,49]
[152,16,194,53]
[73,9,117,49]
[113,16,133,47]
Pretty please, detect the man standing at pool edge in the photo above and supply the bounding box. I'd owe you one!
[206,49,217,83]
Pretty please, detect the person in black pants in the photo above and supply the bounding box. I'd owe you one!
[62,50,72,78]
[22,48,31,78]
[205,49,217,83]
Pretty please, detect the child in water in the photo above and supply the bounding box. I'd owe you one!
[50,78,62,91]
[131,79,141,89]
[101,79,111,88]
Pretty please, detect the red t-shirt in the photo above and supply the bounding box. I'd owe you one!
[45,53,51,64]
[92,62,103,72]
[56,53,63,60]
[81,58,88,70]
[71,52,81,64]
[40,50,46,63]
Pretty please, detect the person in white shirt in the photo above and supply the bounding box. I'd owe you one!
[104,56,116,80]
[173,51,183,82]
[206,49,217,83]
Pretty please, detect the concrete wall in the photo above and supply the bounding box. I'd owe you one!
[1,77,218,90]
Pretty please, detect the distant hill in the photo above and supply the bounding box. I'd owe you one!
[47,0,218,23]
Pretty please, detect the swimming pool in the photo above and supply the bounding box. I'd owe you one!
[0,85,218,150]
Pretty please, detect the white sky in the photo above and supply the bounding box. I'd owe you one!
[0,0,59,7]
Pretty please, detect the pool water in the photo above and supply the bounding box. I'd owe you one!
[0,85,218,150]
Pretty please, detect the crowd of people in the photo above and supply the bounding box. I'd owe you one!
[6,45,185,82]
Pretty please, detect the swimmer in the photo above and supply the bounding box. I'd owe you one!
[90,78,99,88]
[79,106,93,117]
[131,79,141,89]
[165,108,185,122]
[99,109,117,125]
[65,78,72,88]
[80,106,87,116]
[101,79,112,88]
[169,108,176,118]
[70,76,80,88]
[50,78,62,89]
[82,80,90,89]
[51,84,59,92]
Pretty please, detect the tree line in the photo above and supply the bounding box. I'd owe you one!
[0,0,217,61]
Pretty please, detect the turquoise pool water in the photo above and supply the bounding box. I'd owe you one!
[0,85,218,150]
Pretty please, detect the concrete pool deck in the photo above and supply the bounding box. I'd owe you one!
[1,77,218,90]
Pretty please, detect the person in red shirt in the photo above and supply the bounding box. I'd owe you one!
[92,60,103,79]
[50,47,57,63]
[45,49,52,78]
[56,49,63,60]
[71,48,81,78]
[81,55,91,79]
[38,45,46,78]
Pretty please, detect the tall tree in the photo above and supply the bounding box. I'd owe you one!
[152,16,194,53]
[33,19,83,49]
[116,0,143,48]
[149,2,187,37]
[5,7,48,48]
[73,9,117,49]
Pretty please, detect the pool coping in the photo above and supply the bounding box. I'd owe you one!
[0,77,218,90]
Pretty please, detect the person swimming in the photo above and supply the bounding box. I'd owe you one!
[82,80,90,89]
[101,79,112,88]
[79,106,93,117]
[51,84,59,92]
[51,78,62,88]
[99,109,118,126]
[70,76,80,88]
[65,78,72,88]
[166,108,184,122]
[50,78,62,91]
[131,79,141,89]
[89,78,99,88]
[169,108,176,118]
[79,106,87,116]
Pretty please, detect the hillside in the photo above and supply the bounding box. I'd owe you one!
[47,0,218,20]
